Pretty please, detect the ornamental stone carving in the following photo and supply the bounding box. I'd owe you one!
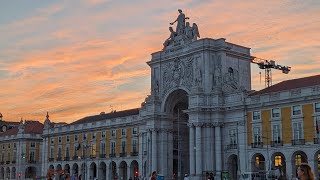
[162,57,193,96]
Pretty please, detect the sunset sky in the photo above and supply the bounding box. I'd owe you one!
[1,0,319,123]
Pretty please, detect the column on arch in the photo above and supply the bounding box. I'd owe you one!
[160,129,169,176]
[188,123,195,176]
[151,129,158,172]
[195,123,203,176]
[215,125,222,175]
[204,123,214,172]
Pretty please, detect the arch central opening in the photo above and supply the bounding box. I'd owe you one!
[165,89,189,179]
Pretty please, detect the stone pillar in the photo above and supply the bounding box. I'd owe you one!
[189,123,195,177]
[147,131,152,176]
[215,125,222,178]
[204,124,213,172]
[127,167,131,180]
[138,132,144,178]
[195,124,202,177]
[167,131,173,179]
[151,129,157,172]
[160,129,169,177]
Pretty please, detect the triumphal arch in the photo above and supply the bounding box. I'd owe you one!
[139,9,252,180]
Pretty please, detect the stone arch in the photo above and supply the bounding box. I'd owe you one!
[0,167,4,179]
[271,152,286,179]
[5,167,10,179]
[163,89,189,177]
[130,160,139,179]
[64,164,70,178]
[314,150,320,180]
[227,154,238,180]
[72,163,79,177]
[119,161,128,180]
[25,166,36,179]
[80,163,87,179]
[99,161,107,180]
[89,162,97,179]
[56,164,63,180]
[251,153,266,172]
[11,167,16,179]
[291,150,308,176]
[109,161,117,179]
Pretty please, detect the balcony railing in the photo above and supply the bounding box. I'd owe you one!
[90,155,96,159]
[99,154,106,158]
[109,153,116,158]
[120,152,127,157]
[64,157,70,161]
[130,151,138,156]
[225,144,238,150]
[57,157,62,161]
[292,139,305,145]
[49,158,54,162]
[73,156,78,160]
[6,161,10,164]
[270,140,283,147]
[81,156,86,160]
[251,142,263,148]
[11,160,16,164]
[314,138,320,144]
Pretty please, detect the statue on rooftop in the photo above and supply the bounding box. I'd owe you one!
[163,27,177,49]
[170,9,189,35]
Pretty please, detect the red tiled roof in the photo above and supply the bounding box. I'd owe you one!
[70,108,140,125]
[0,120,44,137]
[250,74,320,96]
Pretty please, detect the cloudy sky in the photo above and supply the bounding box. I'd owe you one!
[0,0,319,123]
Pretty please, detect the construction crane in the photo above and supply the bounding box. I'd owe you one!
[252,57,291,87]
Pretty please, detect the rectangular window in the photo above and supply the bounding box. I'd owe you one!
[66,136,70,142]
[121,129,126,136]
[111,142,116,154]
[101,131,106,138]
[14,143,16,149]
[50,148,54,158]
[13,152,17,160]
[29,152,35,161]
[66,147,69,158]
[315,103,320,113]
[74,146,78,156]
[30,142,35,148]
[132,128,138,135]
[293,122,303,139]
[111,130,116,137]
[252,111,261,121]
[74,135,78,142]
[229,129,237,145]
[101,142,106,154]
[292,105,302,116]
[7,152,10,161]
[253,127,261,143]
[132,139,137,152]
[92,132,96,139]
[83,133,87,140]
[8,144,10,149]
[2,144,4,150]
[50,138,54,144]
[58,137,62,143]
[272,108,280,118]
[121,141,126,153]
[272,124,280,142]
[58,147,62,158]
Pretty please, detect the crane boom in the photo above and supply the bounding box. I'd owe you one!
[251,57,291,87]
